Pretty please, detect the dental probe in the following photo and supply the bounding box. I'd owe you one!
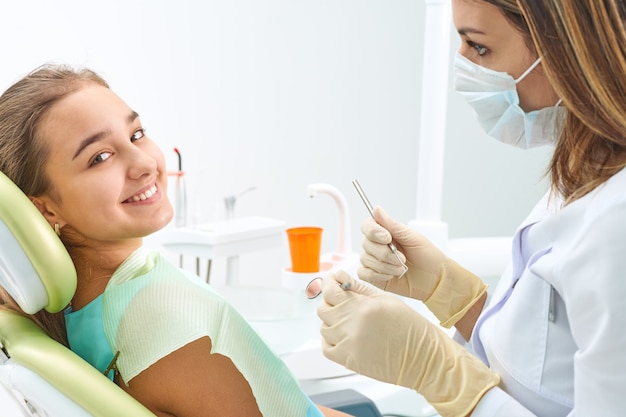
[352,179,408,278]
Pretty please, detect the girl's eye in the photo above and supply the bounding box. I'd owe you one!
[131,128,146,142]
[91,151,112,166]
[467,40,487,56]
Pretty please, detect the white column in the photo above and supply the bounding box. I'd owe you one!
[408,0,452,250]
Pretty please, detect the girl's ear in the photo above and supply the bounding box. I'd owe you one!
[29,196,65,229]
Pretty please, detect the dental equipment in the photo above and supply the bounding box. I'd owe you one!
[304,276,350,299]
[173,147,187,228]
[352,179,408,277]
[223,186,257,285]
[305,277,323,299]
[224,186,256,219]
[172,147,188,270]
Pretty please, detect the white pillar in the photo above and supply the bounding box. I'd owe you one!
[408,0,452,250]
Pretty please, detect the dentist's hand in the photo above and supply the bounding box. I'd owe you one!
[358,207,487,328]
[317,271,499,417]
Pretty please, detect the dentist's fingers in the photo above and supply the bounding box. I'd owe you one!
[319,271,357,306]
[318,272,382,318]
[357,264,394,287]
[373,206,410,241]
[359,250,407,280]
[360,215,408,284]
[361,217,392,245]
[317,272,351,347]
[361,235,408,266]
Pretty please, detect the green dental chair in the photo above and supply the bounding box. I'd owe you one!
[0,170,155,417]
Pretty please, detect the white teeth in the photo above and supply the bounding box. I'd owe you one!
[128,185,157,203]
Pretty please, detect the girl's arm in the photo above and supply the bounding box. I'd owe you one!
[118,336,261,417]
[117,336,353,417]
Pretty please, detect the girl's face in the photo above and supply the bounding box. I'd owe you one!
[34,84,173,250]
[452,0,559,111]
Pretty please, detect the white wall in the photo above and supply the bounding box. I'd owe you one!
[1,1,551,286]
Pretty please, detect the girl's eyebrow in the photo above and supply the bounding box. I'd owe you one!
[72,130,110,160]
[72,111,140,160]
[457,27,486,36]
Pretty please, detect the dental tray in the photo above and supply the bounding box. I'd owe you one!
[193,216,285,244]
[152,216,286,258]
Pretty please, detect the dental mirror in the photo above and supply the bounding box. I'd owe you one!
[305,276,352,299]
[305,277,323,299]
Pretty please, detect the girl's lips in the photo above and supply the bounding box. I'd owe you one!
[123,184,158,203]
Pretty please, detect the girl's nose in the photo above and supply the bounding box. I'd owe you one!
[126,146,157,180]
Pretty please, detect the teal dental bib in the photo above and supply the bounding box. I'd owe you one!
[66,247,322,416]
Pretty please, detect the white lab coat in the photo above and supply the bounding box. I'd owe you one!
[468,167,626,416]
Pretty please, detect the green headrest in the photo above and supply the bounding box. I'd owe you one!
[0,170,76,313]
[0,309,156,416]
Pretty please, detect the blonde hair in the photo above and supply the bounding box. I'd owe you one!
[486,0,626,203]
[0,64,109,346]
[519,1,626,203]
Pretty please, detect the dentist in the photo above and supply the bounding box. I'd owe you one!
[318,1,626,416]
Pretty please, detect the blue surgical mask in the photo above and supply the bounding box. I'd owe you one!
[454,52,565,149]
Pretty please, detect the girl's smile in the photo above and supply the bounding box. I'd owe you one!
[123,183,159,204]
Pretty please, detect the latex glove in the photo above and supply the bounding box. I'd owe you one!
[358,206,487,328]
[318,271,500,417]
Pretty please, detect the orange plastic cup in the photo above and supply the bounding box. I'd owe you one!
[286,227,323,273]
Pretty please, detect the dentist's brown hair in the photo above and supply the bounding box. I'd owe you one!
[485,0,626,203]
[519,0,626,203]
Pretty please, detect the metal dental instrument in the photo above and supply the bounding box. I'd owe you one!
[305,276,351,299]
[352,179,408,278]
